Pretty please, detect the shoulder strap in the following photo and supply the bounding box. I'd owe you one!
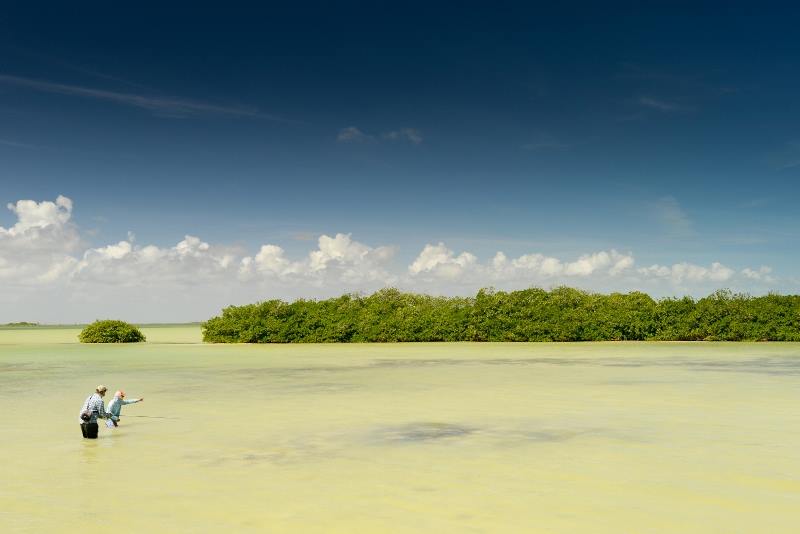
[86,393,99,413]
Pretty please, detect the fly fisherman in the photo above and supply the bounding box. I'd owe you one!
[107,390,143,426]
[78,385,112,439]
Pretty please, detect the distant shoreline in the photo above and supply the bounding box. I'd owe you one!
[0,322,202,329]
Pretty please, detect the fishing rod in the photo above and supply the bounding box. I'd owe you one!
[116,415,179,419]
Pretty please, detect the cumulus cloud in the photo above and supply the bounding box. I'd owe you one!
[242,244,293,277]
[741,266,774,281]
[409,243,477,280]
[241,233,395,286]
[408,244,635,283]
[0,195,81,284]
[637,261,735,284]
[3,195,73,236]
[73,235,236,286]
[404,243,776,296]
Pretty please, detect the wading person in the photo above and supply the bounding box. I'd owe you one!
[78,385,112,439]
[107,390,143,426]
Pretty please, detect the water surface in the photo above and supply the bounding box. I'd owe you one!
[1,327,799,532]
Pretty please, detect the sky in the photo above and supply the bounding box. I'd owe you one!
[1,2,798,322]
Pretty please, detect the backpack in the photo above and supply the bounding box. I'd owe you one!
[80,395,97,422]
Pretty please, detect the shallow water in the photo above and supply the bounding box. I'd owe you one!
[2,328,800,532]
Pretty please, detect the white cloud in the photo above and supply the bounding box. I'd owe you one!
[0,195,81,284]
[563,250,633,276]
[637,261,735,284]
[337,126,373,143]
[382,128,423,144]
[74,235,236,286]
[408,243,477,280]
[241,233,395,286]
[741,266,774,281]
[3,195,73,235]
[405,243,773,296]
[247,244,294,277]
[408,244,635,283]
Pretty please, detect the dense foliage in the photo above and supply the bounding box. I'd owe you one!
[79,320,146,343]
[202,288,800,343]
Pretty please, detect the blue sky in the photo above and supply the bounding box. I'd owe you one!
[0,2,798,321]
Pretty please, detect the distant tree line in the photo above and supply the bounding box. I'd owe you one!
[202,287,800,343]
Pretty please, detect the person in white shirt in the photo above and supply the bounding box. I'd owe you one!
[78,385,112,438]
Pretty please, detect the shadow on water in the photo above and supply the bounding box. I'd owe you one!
[369,422,648,447]
[374,422,477,443]
[180,420,648,471]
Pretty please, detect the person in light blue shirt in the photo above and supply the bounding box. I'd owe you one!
[107,390,143,426]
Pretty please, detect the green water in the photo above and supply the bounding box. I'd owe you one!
[2,327,800,532]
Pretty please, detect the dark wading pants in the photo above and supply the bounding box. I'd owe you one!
[80,422,99,439]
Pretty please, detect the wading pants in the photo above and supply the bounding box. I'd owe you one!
[80,422,99,439]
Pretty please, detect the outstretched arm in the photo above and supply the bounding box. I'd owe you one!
[95,396,111,419]
[123,398,143,405]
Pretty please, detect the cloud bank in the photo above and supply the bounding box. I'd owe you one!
[0,196,780,322]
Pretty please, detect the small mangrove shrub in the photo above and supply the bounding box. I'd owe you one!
[79,320,146,343]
